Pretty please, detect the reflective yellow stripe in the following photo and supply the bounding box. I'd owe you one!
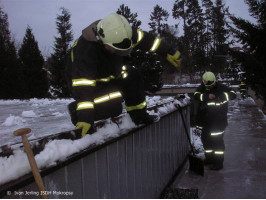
[207,102,216,106]
[122,65,127,71]
[76,101,94,111]
[200,94,203,101]
[214,151,224,155]
[224,92,229,101]
[230,90,236,94]
[109,92,122,99]
[94,92,122,104]
[71,50,74,63]
[122,71,128,79]
[94,94,110,104]
[71,39,78,62]
[196,126,203,129]
[150,37,162,52]
[126,100,147,112]
[96,75,115,82]
[72,79,96,87]
[137,29,144,43]
[121,65,128,79]
[205,150,213,153]
[207,101,229,106]
[194,91,201,95]
[211,131,224,136]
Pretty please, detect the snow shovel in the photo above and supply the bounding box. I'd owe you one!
[14,128,48,199]
[177,105,204,176]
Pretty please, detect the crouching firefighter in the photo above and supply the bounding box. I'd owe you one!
[65,13,181,137]
[194,72,236,170]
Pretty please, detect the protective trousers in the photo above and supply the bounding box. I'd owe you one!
[199,126,225,165]
[68,66,146,125]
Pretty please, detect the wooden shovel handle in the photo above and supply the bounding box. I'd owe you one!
[14,128,48,199]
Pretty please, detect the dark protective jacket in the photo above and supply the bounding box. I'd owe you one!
[239,82,247,94]
[65,20,170,125]
[194,82,236,129]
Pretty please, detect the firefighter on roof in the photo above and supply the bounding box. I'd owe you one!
[194,72,236,170]
[65,13,181,137]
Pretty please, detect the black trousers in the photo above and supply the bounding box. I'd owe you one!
[201,126,225,164]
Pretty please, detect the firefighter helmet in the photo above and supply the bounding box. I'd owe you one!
[97,13,133,55]
[202,72,216,87]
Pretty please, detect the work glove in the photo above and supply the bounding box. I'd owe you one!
[76,122,91,137]
[167,49,181,67]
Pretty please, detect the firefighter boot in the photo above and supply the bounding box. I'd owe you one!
[204,152,215,165]
[128,108,160,125]
[210,154,224,170]
[68,101,78,125]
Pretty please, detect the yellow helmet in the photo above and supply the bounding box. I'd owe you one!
[97,13,133,55]
[202,72,216,87]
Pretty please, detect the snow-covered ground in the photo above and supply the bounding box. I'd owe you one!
[0,93,264,186]
[0,95,190,185]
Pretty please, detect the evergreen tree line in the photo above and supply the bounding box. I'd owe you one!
[0,1,265,102]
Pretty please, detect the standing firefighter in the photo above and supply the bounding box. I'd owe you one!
[65,13,181,137]
[239,81,247,99]
[194,72,236,170]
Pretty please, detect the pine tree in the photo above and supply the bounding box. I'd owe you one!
[129,49,164,93]
[0,6,25,99]
[186,0,206,75]
[201,0,214,68]
[49,7,73,97]
[19,26,48,98]
[229,0,266,102]
[148,4,169,35]
[211,0,229,54]
[173,0,206,77]
[117,4,141,29]
[210,0,230,73]
[173,0,194,74]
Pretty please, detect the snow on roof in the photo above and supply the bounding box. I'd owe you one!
[163,84,200,88]
[0,95,191,185]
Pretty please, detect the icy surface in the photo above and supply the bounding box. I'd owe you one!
[0,98,74,146]
[0,95,190,185]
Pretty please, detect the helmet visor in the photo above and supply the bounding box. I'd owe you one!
[111,38,133,56]
[204,80,215,87]
[113,38,132,50]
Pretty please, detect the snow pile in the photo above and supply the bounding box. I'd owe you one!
[0,95,190,185]
[2,115,26,127]
[22,110,37,118]
[190,127,204,159]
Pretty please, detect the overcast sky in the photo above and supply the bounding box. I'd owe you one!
[1,0,256,56]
